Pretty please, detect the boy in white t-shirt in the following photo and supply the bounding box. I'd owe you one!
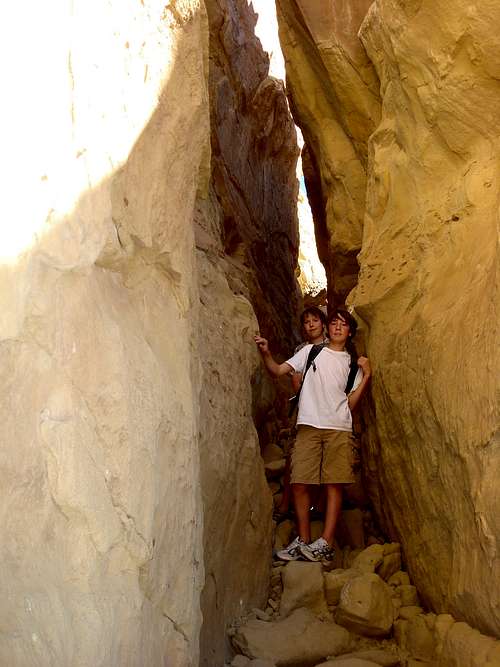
[276,306,329,519]
[255,309,371,562]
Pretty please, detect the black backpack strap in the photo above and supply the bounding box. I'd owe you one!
[345,356,358,395]
[303,343,324,377]
[288,344,324,417]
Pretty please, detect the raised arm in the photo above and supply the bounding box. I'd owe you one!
[254,336,294,378]
[347,356,372,411]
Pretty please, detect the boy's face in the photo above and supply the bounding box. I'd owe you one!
[328,314,350,345]
[302,313,324,341]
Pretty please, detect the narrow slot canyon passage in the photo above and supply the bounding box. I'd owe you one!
[0,1,498,667]
[222,4,499,667]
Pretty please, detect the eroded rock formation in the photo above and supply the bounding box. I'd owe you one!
[1,4,209,665]
[277,0,500,640]
[1,1,300,665]
[276,0,381,305]
[207,0,301,349]
[198,1,301,663]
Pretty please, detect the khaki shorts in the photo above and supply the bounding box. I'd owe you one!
[291,426,355,485]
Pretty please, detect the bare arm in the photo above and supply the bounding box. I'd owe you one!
[347,356,372,411]
[254,336,294,378]
[291,372,302,393]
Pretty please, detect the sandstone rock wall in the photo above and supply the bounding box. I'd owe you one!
[0,1,300,664]
[278,0,500,639]
[356,0,500,637]
[276,0,381,305]
[0,3,209,665]
[207,0,301,350]
[198,2,301,662]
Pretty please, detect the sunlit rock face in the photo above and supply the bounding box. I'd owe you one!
[356,0,500,637]
[0,0,298,664]
[278,0,500,639]
[276,0,380,305]
[0,3,208,665]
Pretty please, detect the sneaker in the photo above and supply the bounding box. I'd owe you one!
[275,536,306,561]
[299,537,335,562]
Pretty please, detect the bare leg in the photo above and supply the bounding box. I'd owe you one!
[322,483,343,546]
[292,483,311,543]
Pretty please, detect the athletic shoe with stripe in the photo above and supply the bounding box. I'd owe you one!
[275,536,306,561]
[299,537,335,562]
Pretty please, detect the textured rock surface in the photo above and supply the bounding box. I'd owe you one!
[197,250,273,665]
[232,607,351,665]
[280,562,329,618]
[199,1,301,663]
[207,0,301,350]
[276,0,380,305]
[355,0,500,637]
[319,649,400,666]
[336,574,394,638]
[0,3,209,665]
[278,0,500,639]
[0,1,300,665]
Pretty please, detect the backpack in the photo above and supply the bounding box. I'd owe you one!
[288,345,358,418]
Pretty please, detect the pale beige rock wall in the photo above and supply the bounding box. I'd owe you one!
[0,2,222,665]
[278,0,500,640]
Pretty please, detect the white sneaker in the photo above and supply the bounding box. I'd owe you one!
[275,536,306,561]
[299,537,335,562]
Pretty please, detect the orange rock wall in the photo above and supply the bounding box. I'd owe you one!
[278,0,500,638]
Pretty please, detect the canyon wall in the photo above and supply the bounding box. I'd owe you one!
[0,1,299,665]
[207,0,301,349]
[1,3,208,664]
[198,0,300,663]
[278,0,500,639]
[276,0,381,305]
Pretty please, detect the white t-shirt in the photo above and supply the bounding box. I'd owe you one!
[286,344,363,431]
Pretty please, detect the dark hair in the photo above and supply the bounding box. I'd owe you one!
[328,309,358,355]
[300,306,327,327]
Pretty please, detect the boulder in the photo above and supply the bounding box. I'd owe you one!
[440,620,497,666]
[335,573,394,637]
[324,568,362,606]
[486,644,500,665]
[280,562,329,618]
[406,614,436,662]
[351,545,385,574]
[232,607,351,666]
[343,548,364,570]
[393,620,408,650]
[397,585,419,607]
[387,572,410,588]
[262,443,285,464]
[316,648,400,666]
[399,606,423,621]
[232,657,251,667]
[315,660,380,667]
[377,552,402,581]
[265,459,286,479]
